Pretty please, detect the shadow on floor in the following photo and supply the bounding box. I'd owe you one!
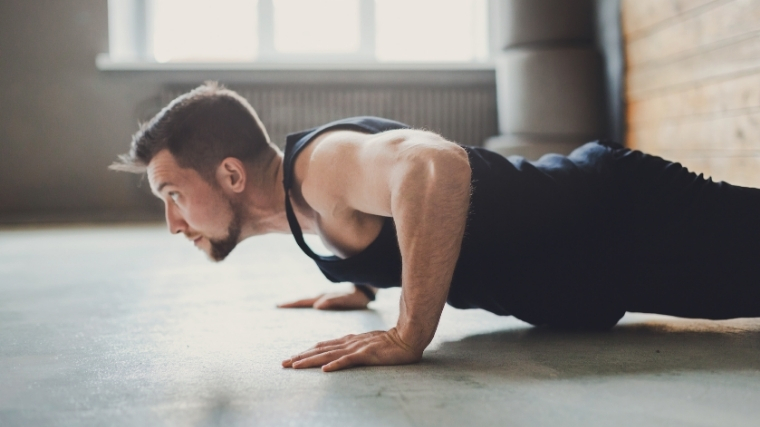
[423,318,760,379]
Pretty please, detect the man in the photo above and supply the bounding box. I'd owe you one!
[111,83,760,372]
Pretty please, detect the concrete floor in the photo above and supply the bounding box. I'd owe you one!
[1,225,759,427]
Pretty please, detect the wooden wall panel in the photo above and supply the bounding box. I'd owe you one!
[623,0,760,187]
[628,72,760,124]
[629,109,760,152]
[627,0,760,67]
[622,0,722,38]
[628,32,760,98]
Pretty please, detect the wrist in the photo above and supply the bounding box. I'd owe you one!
[394,319,433,353]
[353,284,376,301]
[387,327,424,357]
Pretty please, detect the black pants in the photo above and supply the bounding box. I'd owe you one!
[513,145,760,330]
[608,148,760,321]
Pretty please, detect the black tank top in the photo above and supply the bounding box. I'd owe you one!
[283,116,622,325]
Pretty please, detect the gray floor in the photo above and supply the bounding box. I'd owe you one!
[1,225,759,427]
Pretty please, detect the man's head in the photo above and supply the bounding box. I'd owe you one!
[111,82,278,261]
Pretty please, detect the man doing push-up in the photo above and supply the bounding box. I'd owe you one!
[111,83,760,372]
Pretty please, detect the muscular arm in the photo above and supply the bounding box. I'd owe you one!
[282,129,472,371]
[384,134,471,352]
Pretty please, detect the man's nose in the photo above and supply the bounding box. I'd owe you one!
[165,203,188,235]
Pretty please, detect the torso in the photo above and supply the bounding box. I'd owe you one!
[283,116,629,327]
[288,129,385,259]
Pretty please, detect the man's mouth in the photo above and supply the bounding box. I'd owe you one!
[191,236,202,246]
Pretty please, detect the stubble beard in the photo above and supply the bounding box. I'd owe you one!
[207,200,244,262]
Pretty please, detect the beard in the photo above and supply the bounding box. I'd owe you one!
[207,200,244,262]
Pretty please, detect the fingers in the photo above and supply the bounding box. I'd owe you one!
[313,293,368,310]
[312,294,338,310]
[292,349,353,369]
[323,353,365,372]
[282,328,423,372]
[281,343,345,367]
[277,291,369,310]
[286,342,370,370]
[281,333,370,368]
[276,295,322,308]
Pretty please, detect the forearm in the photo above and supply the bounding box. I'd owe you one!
[392,146,471,352]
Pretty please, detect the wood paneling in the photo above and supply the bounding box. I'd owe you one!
[627,0,760,67]
[627,32,760,98]
[628,71,760,124]
[623,0,760,187]
[629,108,760,152]
[622,0,722,38]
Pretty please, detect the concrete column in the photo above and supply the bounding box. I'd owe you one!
[485,0,607,160]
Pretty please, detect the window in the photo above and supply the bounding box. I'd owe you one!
[272,0,361,55]
[151,0,260,62]
[105,0,489,65]
[375,0,487,62]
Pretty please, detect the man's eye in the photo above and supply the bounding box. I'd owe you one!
[169,192,180,203]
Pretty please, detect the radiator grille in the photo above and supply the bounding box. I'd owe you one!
[162,83,497,148]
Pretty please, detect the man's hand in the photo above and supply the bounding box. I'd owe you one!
[281,327,422,372]
[277,288,371,310]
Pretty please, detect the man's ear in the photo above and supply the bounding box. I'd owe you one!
[216,158,247,194]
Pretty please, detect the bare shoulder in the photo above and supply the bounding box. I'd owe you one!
[297,129,378,216]
[301,128,468,216]
[310,128,465,167]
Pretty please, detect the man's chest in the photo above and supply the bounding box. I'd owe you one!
[312,209,386,259]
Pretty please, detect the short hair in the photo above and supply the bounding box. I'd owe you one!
[110,82,276,182]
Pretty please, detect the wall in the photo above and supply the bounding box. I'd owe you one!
[0,0,152,222]
[623,0,760,187]
[0,0,496,223]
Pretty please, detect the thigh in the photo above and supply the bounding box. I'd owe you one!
[611,149,760,319]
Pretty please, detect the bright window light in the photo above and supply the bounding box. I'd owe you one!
[273,0,361,54]
[375,0,487,62]
[152,0,259,62]
[141,0,488,64]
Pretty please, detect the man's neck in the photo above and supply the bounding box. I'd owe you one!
[238,154,318,239]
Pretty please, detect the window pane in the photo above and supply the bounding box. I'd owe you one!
[375,0,487,62]
[152,0,258,62]
[273,0,360,54]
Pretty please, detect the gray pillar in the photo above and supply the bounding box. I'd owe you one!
[485,0,606,160]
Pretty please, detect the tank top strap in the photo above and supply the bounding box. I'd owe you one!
[284,193,324,261]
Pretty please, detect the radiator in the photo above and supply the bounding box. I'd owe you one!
[161,83,498,148]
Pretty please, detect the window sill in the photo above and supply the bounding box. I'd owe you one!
[95,53,496,72]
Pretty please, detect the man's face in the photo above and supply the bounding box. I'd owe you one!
[147,150,242,262]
